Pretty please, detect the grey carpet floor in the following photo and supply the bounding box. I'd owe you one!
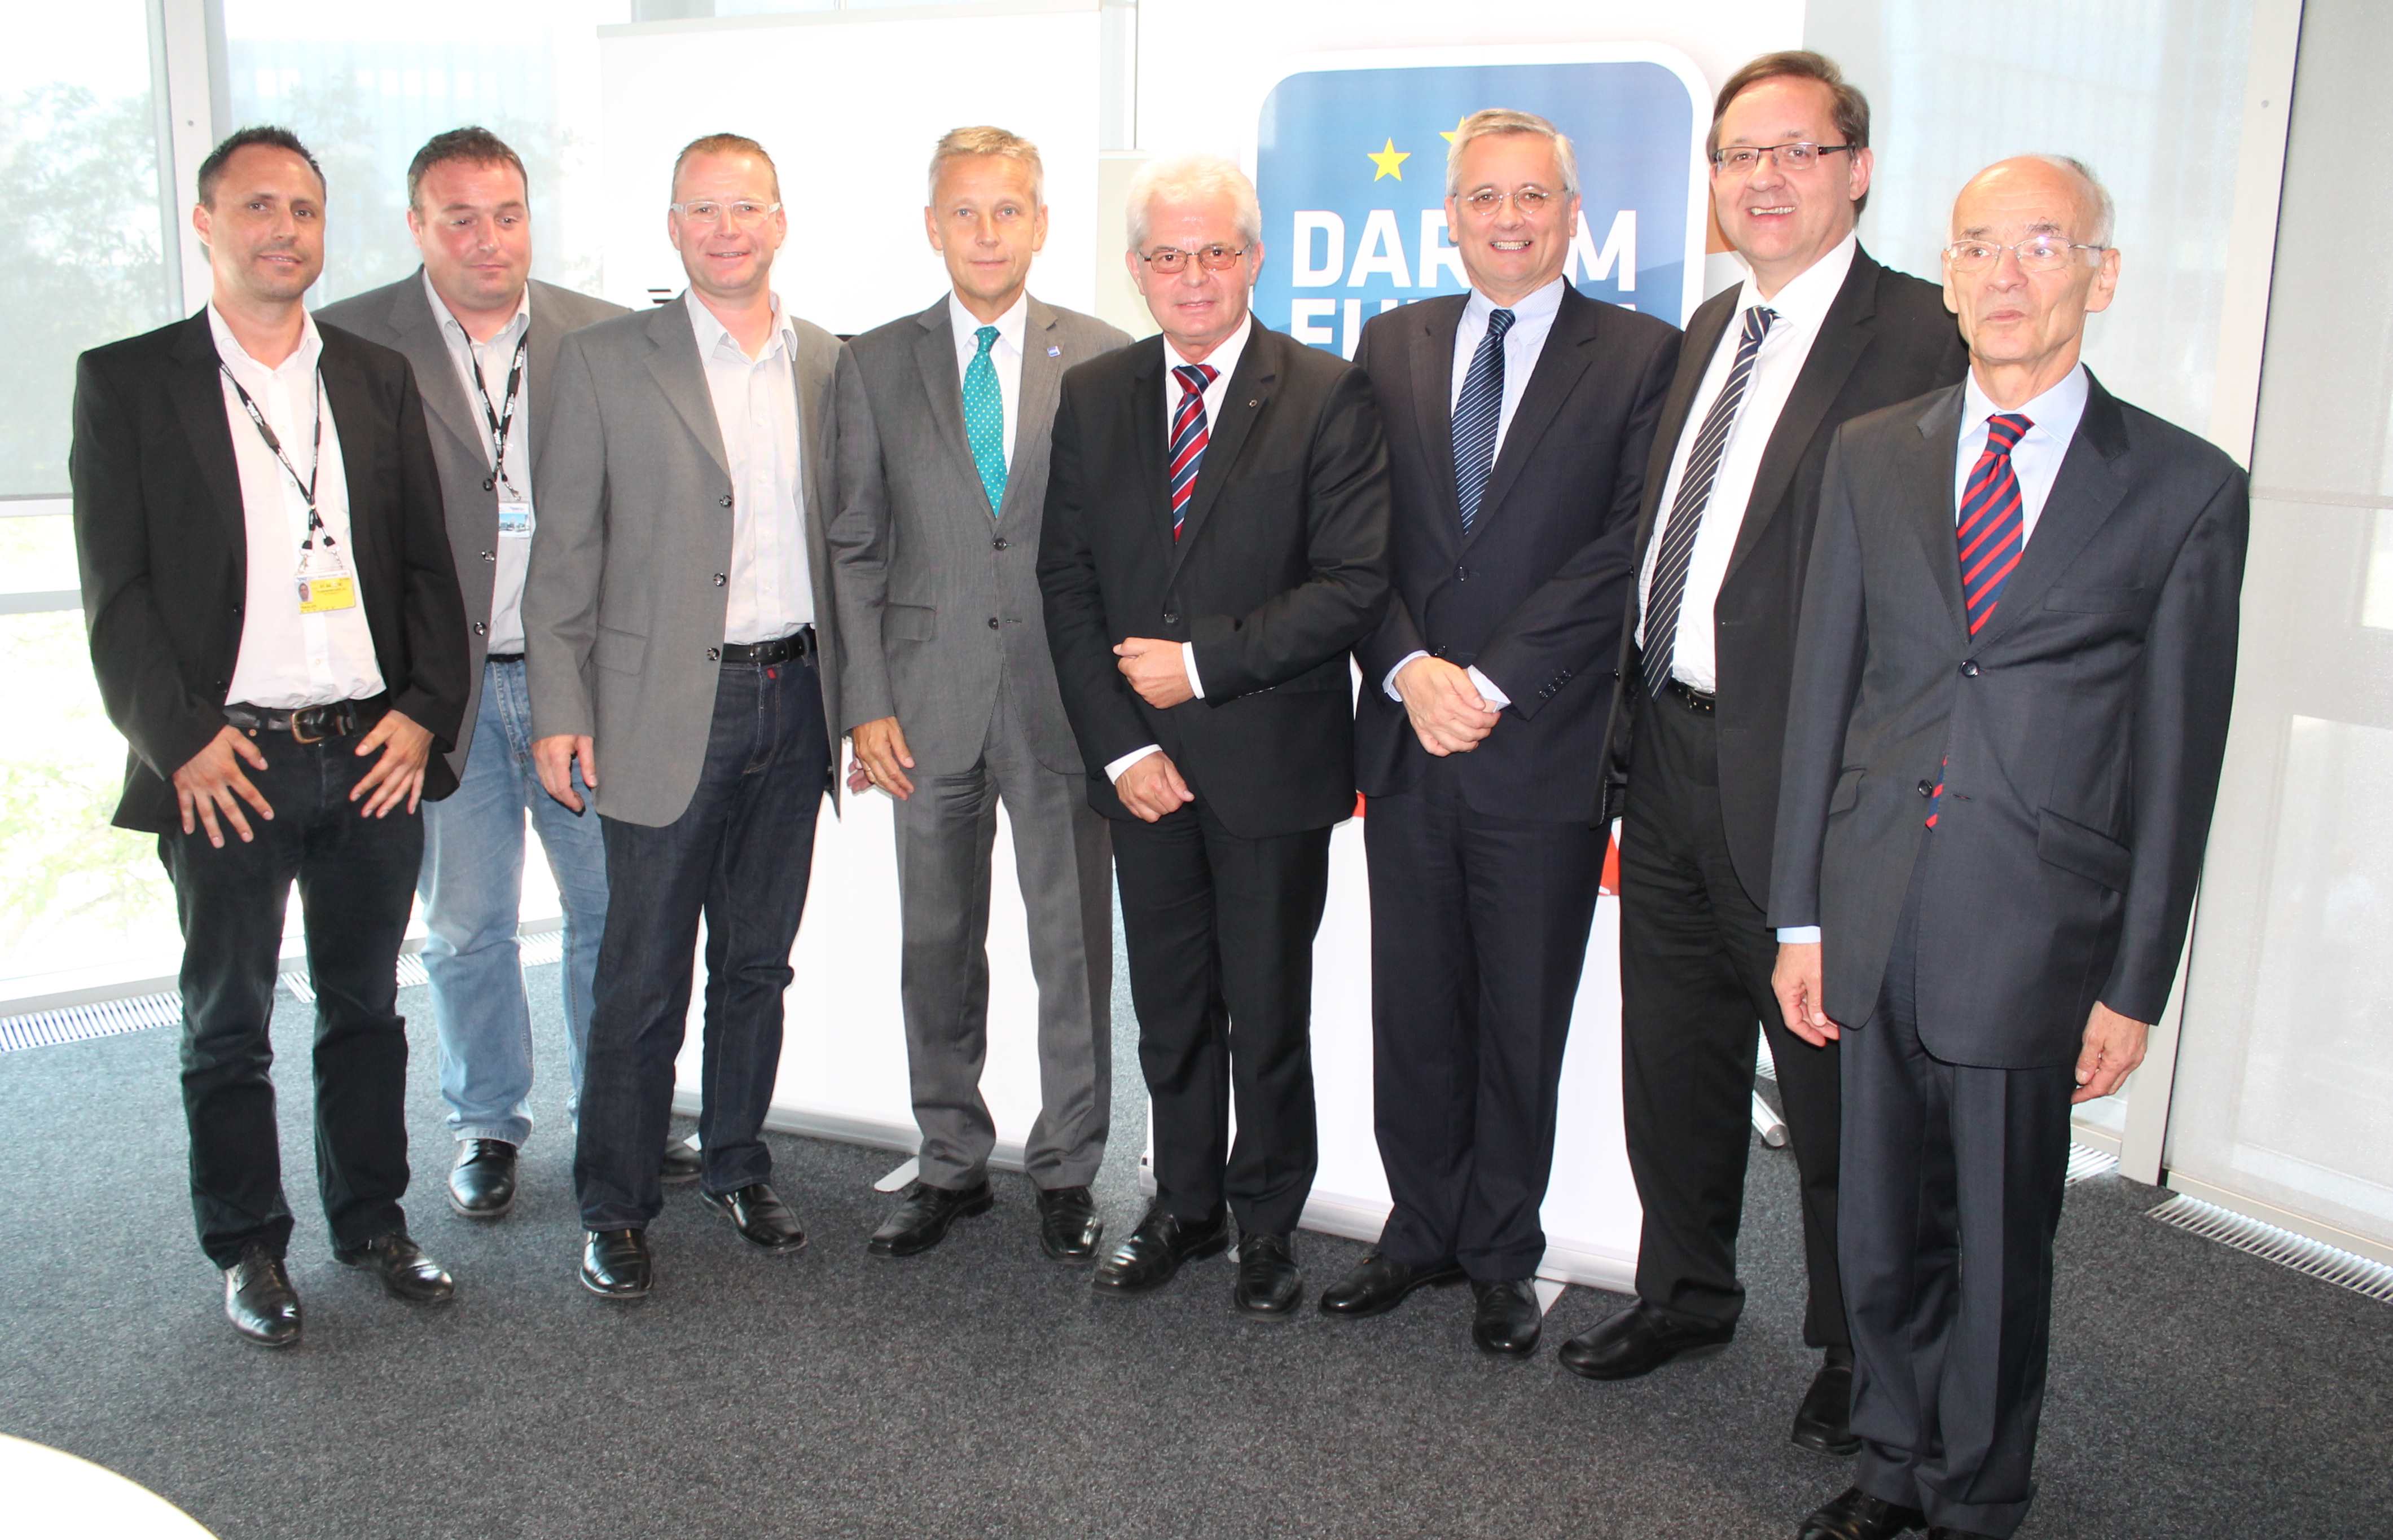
[0,958,2388,1540]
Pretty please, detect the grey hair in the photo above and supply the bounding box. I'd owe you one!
[927,125,1045,208]
[2027,154,2115,246]
[1124,153,1262,251]
[1443,108,1580,199]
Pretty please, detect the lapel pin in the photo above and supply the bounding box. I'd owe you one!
[1048,345,1062,357]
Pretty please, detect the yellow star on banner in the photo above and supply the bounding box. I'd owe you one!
[1367,137,1411,181]
[1438,116,1470,145]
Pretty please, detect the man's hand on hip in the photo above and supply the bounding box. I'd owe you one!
[2074,1002,2150,1103]
[1395,655,1500,756]
[532,733,598,813]
[350,708,434,817]
[1115,751,1195,822]
[1772,941,1841,1047]
[172,725,274,847]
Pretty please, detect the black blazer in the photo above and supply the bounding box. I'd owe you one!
[1351,285,1679,823]
[70,310,469,833]
[1604,247,1968,892]
[1037,320,1392,838]
[1768,373,2249,1067]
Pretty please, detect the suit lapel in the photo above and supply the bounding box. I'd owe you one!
[1631,289,1734,557]
[1907,385,1970,636]
[1005,299,1067,525]
[166,313,248,559]
[389,269,484,469]
[643,296,732,482]
[1409,296,1465,549]
[523,280,567,481]
[909,297,990,516]
[1969,372,2131,648]
[1127,340,1173,564]
[318,331,387,580]
[1167,319,1272,578]
[1468,287,1598,545]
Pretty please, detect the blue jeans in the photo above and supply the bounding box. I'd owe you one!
[573,652,830,1231]
[419,657,610,1147]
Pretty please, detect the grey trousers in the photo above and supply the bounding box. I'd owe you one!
[892,683,1113,1190]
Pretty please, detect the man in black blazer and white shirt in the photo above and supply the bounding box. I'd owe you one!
[1331,109,1677,1358]
[1038,153,1390,1317]
[1770,156,2247,1540]
[70,127,469,1347]
[1565,55,1967,1453]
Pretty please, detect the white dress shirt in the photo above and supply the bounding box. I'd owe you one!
[213,305,386,710]
[1637,234,1858,692]
[427,271,534,655]
[1105,314,1253,785]
[1777,358,2091,946]
[687,289,814,644]
[1381,276,1570,712]
[949,288,1026,470]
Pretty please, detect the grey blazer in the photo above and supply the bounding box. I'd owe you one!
[828,294,1129,773]
[522,295,845,828]
[317,271,627,779]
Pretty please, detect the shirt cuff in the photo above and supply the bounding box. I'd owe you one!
[1105,745,1162,784]
[1776,926,1823,944]
[1466,666,1511,711]
[1182,641,1204,700]
[1383,650,1428,701]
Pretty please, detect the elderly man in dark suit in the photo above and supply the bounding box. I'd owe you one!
[1038,152,1390,1317]
[1770,156,2247,1540]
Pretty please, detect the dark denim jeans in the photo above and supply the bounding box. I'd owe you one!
[159,728,423,1268]
[573,654,830,1230]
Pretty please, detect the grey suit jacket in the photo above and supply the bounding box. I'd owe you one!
[318,271,627,779]
[522,295,845,828]
[1768,372,2247,1068]
[828,294,1129,773]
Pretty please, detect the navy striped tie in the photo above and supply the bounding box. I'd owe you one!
[1167,363,1216,542]
[1641,304,1775,699]
[1451,307,1514,536]
[1927,412,2034,829]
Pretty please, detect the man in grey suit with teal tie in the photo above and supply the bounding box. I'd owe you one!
[524,132,844,1300]
[830,127,1129,1262]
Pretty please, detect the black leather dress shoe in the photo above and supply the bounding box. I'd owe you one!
[223,1243,301,1348]
[1797,1486,1926,1540]
[1557,1301,1734,1380]
[1470,1277,1542,1357]
[1233,1233,1303,1315]
[659,1134,702,1185]
[869,1178,994,1257]
[1792,1350,1861,1455]
[1035,1185,1103,1261]
[333,1232,455,1303]
[701,1181,807,1253]
[580,1229,653,1299]
[1090,1204,1228,1295]
[448,1138,518,1219]
[1925,1529,1999,1539]
[1319,1251,1466,1318]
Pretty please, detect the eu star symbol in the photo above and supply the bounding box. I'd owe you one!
[1438,116,1470,145]
[1367,138,1411,181]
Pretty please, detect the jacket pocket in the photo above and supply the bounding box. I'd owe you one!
[2037,807,2132,891]
[593,626,646,676]
[885,604,935,643]
[1828,766,1864,815]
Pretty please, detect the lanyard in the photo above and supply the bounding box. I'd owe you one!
[222,363,336,560]
[469,331,529,494]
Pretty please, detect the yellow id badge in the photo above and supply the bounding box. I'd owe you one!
[297,574,357,613]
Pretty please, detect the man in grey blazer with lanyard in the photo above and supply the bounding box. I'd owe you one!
[525,132,844,1300]
[1771,156,2247,1540]
[830,127,1129,1263]
[320,129,695,1227]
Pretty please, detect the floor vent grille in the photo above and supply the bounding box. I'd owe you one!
[0,989,185,1053]
[2066,1143,2120,1185]
[2148,1193,2393,1304]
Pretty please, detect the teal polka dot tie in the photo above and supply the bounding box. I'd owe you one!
[963,324,1007,517]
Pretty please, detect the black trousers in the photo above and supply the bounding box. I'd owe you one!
[1111,797,1329,1237]
[1845,844,2075,1540]
[1618,690,1847,1347]
[159,730,423,1268]
[1365,757,1606,1281]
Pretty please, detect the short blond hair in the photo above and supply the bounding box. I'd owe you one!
[928,125,1044,207]
[670,132,780,201]
[1444,108,1580,199]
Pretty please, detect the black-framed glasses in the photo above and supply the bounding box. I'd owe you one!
[1138,243,1250,274]
[1709,142,1856,173]
[1942,236,2109,274]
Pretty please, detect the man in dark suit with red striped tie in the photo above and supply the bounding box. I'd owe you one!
[1769,156,2248,1540]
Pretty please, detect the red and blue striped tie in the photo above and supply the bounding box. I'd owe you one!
[1929,411,2032,829]
[1168,363,1218,542]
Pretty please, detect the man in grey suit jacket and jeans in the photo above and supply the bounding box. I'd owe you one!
[831,127,1129,1262]
[319,128,695,1226]
[524,133,844,1300]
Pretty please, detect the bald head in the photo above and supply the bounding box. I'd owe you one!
[1951,156,2113,247]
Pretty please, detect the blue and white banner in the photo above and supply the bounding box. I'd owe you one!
[1252,48,1710,357]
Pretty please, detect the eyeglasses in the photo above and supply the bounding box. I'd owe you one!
[669,199,781,228]
[1138,244,1250,274]
[1942,236,2108,274]
[1709,142,1856,173]
[1456,186,1558,217]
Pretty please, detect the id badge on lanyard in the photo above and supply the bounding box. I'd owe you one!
[222,362,358,614]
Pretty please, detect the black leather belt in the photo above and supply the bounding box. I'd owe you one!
[719,628,815,666]
[484,652,524,665]
[224,693,390,745]
[1662,677,1716,714]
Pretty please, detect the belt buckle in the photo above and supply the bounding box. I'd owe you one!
[289,705,344,744]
